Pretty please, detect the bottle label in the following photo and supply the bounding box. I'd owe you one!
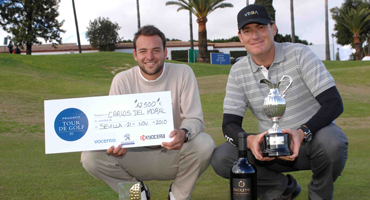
[232,178,252,200]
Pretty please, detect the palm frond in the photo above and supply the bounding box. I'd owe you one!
[338,7,370,35]
[166,0,190,12]
[185,0,232,18]
[207,2,233,16]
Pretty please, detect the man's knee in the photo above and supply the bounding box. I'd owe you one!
[315,125,347,157]
[81,151,107,177]
[211,142,237,179]
[312,124,348,175]
[190,132,216,162]
[211,149,229,179]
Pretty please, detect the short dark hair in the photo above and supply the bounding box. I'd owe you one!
[133,25,166,50]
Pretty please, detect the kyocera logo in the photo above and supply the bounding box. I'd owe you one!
[140,134,165,141]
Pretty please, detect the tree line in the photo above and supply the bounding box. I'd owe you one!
[331,0,370,60]
[0,0,65,55]
[1,0,367,61]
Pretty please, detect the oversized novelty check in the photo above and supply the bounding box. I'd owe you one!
[44,91,174,154]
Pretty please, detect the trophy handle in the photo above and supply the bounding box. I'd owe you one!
[278,75,293,98]
[260,78,274,89]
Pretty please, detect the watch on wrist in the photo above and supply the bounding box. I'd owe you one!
[181,128,191,143]
[298,125,312,142]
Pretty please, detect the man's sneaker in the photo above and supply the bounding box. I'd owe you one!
[140,181,151,200]
[272,174,301,200]
[167,183,176,200]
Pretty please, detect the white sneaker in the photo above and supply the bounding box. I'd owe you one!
[140,181,151,200]
[168,191,176,200]
[167,183,176,200]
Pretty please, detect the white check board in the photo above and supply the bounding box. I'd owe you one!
[44,91,174,154]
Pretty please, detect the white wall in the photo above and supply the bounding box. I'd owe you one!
[1,43,350,61]
[115,49,134,54]
[217,45,339,61]
[31,50,98,55]
[307,44,333,61]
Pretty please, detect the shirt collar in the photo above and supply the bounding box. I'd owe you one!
[139,63,166,82]
[250,42,285,73]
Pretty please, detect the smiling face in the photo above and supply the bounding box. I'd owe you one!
[238,23,277,62]
[133,35,167,80]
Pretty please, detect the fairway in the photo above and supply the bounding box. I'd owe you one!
[0,52,369,199]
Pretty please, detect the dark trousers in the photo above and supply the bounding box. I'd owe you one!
[211,123,348,200]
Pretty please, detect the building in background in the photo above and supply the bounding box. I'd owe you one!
[0,42,353,61]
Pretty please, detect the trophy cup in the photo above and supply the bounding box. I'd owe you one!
[119,182,141,200]
[260,75,293,157]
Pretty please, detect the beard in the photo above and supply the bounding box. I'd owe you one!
[138,62,164,76]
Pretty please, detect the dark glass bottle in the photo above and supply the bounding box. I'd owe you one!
[230,132,257,200]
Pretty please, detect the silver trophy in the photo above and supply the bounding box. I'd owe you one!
[260,75,293,157]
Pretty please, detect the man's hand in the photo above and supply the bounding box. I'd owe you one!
[161,129,186,150]
[247,132,275,161]
[107,145,127,156]
[278,128,305,161]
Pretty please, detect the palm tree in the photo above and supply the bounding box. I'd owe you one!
[136,0,141,29]
[72,0,82,53]
[367,31,370,56]
[189,10,194,51]
[325,0,330,60]
[339,7,370,60]
[290,0,295,43]
[166,0,233,63]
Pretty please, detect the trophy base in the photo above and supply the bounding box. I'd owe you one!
[263,133,291,157]
[262,148,291,157]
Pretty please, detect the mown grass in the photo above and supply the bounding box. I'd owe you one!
[0,52,369,199]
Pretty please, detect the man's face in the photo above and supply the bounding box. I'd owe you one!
[133,35,167,80]
[238,23,277,58]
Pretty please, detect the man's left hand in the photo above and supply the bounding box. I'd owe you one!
[161,129,186,150]
[278,128,305,161]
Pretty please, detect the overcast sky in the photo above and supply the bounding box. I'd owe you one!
[0,0,353,59]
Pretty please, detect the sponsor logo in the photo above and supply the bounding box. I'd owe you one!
[140,135,145,141]
[124,134,130,141]
[54,108,88,142]
[121,141,135,145]
[94,138,116,144]
[140,134,166,141]
[244,10,259,17]
[121,134,135,146]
